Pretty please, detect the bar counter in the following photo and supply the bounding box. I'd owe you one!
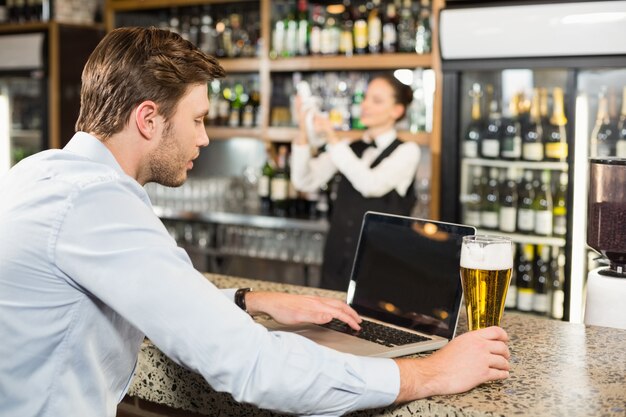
[126,274,626,417]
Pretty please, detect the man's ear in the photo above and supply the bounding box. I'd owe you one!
[135,100,159,140]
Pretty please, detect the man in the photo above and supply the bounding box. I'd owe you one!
[0,27,510,417]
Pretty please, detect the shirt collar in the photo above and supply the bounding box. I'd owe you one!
[367,129,397,150]
[64,132,126,177]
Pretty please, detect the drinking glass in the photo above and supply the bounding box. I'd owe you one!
[460,235,513,331]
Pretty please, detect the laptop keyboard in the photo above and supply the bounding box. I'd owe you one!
[319,319,431,347]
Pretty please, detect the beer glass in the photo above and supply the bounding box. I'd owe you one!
[460,235,513,331]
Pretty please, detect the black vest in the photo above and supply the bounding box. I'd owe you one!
[320,139,417,290]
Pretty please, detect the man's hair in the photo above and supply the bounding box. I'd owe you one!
[75,26,225,139]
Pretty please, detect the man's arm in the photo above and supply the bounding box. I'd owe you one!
[247,292,511,400]
[395,326,510,401]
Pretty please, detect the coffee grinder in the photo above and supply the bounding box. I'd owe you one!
[585,158,626,329]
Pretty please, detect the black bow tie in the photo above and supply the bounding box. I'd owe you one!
[365,140,377,149]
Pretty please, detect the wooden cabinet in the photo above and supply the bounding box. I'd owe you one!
[105,0,444,218]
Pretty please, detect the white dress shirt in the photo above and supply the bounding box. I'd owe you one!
[291,129,420,198]
[0,132,400,417]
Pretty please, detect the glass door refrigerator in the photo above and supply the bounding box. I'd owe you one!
[438,0,626,322]
[0,32,47,175]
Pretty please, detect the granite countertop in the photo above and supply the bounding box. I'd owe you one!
[127,274,626,417]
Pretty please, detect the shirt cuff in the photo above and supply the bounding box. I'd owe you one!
[350,356,400,410]
[220,288,237,303]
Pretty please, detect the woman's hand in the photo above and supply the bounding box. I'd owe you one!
[245,291,362,330]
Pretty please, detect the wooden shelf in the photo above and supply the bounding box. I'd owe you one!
[264,127,431,145]
[0,21,105,34]
[205,126,262,140]
[269,53,434,72]
[108,0,252,12]
[219,57,262,74]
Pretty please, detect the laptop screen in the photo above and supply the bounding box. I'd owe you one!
[346,212,475,339]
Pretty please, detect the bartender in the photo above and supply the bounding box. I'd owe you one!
[291,74,420,290]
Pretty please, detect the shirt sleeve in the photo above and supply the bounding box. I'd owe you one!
[290,143,338,192]
[327,141,420,198]
[52,180,400,415]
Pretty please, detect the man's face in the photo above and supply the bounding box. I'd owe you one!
[148,84,210,187]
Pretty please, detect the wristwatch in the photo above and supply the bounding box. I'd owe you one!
[234,288,252,313]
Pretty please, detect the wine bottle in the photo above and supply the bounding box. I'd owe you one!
[481,167,500,230]
[414,0,432,54]
[259,144,275,214]
[552,172,568,237]
[616,87,626,158]
[339,0,354,57]
[533,244,551,315]
[545,87,568,162]
[522,88,544,161]
[367,0,382,54]
[481,87,502,159]
[297,0,309,56]
[351,79,366,130]
[382,2,398,53]
[499,167,518,233]
[517,170,535,233]
[463,83,483,159]
[505,244,519,310]
[397,0,415,53]
[517,244,535,312]
[549,246,565,320]
[353,3,368,54]
[309,4,323,55]
[539,87,550,137]
[500,94,522,160]
[464,166,483,227]
[271,146,291,217]
[533,170,553,236]
[590,89,617,158]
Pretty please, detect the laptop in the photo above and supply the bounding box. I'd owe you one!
[257,211,476,358]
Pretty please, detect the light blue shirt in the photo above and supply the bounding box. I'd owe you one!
[0,132,399,417]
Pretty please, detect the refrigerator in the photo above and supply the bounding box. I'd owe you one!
[0,32,47,175]
[438,0,626,322]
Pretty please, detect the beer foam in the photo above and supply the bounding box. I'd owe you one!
[461,242,513,270]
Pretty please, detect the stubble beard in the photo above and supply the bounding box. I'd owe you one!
[147,122,188,187]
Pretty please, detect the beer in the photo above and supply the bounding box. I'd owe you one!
[460,235,513,331]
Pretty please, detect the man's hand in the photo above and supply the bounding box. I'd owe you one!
[245,291,362,330]
[394,326,510,402]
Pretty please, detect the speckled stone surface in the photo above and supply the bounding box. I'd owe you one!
[127,274,626,417]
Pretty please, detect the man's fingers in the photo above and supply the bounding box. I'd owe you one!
[476,326,509,342]
[489,340,511,359]
[488,369,510,382]
[488,354,510,371]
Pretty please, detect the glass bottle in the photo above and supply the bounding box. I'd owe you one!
[616,86,626,157]
[480,167,500,230]
[259,144,275,215]
[549,246,565,320]
[297,0,309,56]
[353,3,368,54]
[533,170,553,236]
[533,244,551,315]
[463,83,483,159]
[552,172,568,237]
[481,86,502,159]
[522,88,544,161]
[590,89,617,158]
[517,244,536,312]
[464,166,483,227]
[271,146,291,217]
[382,2,398,53]
[517,169,535,234]
[499,167,518,233]
[544,87,568,162]
[367,0,382,54]
[500,93,522,160]
[414,0,432,54]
